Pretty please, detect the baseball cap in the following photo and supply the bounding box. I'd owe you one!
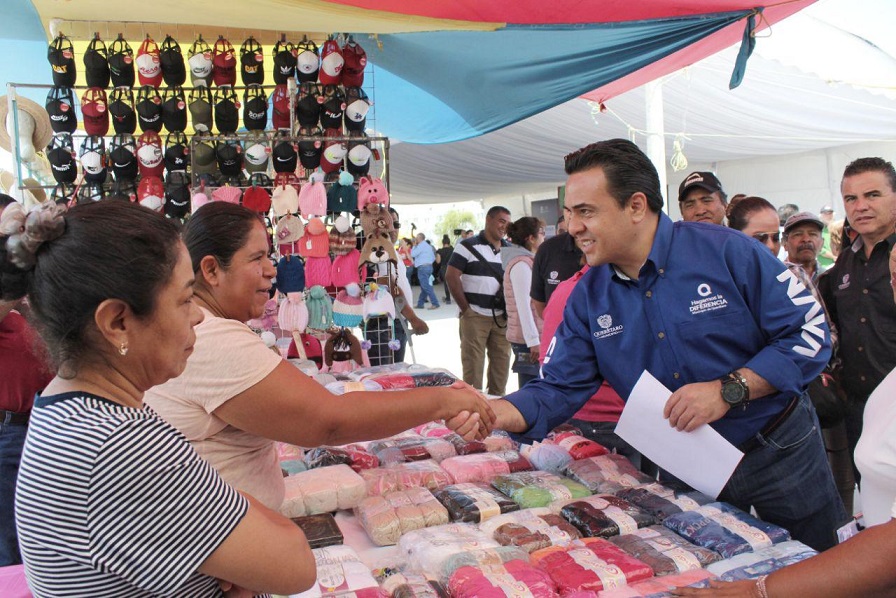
[109,133,138,181]
[298,126,323,170]
[135,85,163,133]
[81,87,110,137]
[191,134,218,175]
[161,86,188,133]
[244,133,271,174]
[678,171,724,203]
[109,87,137,135]
[47,34,77,88]
[160,35,186,86]
[783,211,825,234]
[240,36,265,85]
[272,39,297,85]
[318,39,344,86]
[164,131,189,172]
[83,37,110,88]
[45,86,78,134]
[243,84,268,131]
[188,86,213,132]
[188,37,213,86]
[213,86,239,134]
[108,35,136,88]
[341,39,367,88]
[320,85,345,130]
[212,37,237,87]
[136,36,163,87]
[295,38,320,83]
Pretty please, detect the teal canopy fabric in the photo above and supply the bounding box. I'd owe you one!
[360,11,751,143]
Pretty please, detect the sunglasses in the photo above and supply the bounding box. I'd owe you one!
[752,232,781,244]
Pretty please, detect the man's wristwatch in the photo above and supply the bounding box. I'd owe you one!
[719,370,749,409]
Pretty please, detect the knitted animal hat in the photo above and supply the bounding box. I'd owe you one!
[325,328,363,367]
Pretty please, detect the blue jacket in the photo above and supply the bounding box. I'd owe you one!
[506,214,831,446]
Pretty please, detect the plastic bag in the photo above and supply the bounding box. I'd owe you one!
[281,464,367,517]
[480,508,582,553]
[615,482,712,522]
[448,560,560,597]
[398,523,500,578]
[608,525,721,576]
[563,454,653,494]
[440,451,532,484]
[597,569,715,597]
[662,502,791,559]
[361,460,455,496]
[291,513,344,549]
[550,431,609,460]
[706,540,817,581]
[491,471,592,509]
[293,545,385,598]
[356,486,450,546]
[559,494,657,538]
[433,483,520,523]
[381,572,448,598]
[531,537,653,595]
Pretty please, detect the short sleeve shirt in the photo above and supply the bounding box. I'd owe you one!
[16,391,248,597]
[530,232,583,305]
[144,307,285,508]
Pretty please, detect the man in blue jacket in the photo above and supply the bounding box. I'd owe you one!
[487,139,845,550]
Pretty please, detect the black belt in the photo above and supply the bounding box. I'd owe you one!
[0,409,30,425]
[739,396,800,454]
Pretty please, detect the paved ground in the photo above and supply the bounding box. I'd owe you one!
[405,285,520,396]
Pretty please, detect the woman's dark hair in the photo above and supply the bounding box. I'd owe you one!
[506,216,544,248]
[726,196,777,231]
[184,202,261,272]
[1,201,181,376]
[441,234,451,246]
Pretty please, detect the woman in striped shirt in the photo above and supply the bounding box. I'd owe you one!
[3,201,314,597]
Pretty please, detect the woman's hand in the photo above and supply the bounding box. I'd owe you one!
[672,579,760,597]
[529,345,540,362]
[444,380,495,440]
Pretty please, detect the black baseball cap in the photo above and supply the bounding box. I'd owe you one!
[678,171,725,203]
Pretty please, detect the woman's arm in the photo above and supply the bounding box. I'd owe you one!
[213,363,495,447]
[674,518,896,597]
[199,493,316,596]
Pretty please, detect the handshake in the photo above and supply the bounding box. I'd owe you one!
[442,379,498,440]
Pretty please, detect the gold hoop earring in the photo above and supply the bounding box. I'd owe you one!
[119,342,129,356]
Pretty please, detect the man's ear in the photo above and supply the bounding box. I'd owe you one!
[198,255,221,286]
[627,192,650,223]
[93,298,133,353]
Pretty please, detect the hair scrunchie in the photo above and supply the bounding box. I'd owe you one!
[6,202,67,269]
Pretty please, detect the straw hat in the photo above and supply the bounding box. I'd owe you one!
[0,95,54,154]
[0,170,48,207]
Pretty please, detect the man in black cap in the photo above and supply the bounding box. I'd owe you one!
[783,211,826,282]
[677,171,727,225]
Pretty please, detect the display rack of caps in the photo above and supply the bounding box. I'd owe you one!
[45,31,371,139]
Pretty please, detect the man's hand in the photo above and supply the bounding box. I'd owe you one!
[444,380,495,440]
[408,316,429,335]
[663,380,729,432]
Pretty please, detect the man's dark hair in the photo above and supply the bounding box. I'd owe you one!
[843,157,896,192]
[776,203,799,227]
[0,193,15,210]
[564,138,664,213]
[486,206,510,219]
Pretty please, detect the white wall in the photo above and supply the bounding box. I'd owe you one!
[666,140,896,221]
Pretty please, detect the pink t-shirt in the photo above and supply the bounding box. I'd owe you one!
[539,266,624,423]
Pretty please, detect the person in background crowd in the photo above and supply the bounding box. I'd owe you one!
[731,202,854,515]
[818,205,837,268]
[412,233,440,310]
[397,237,414,285]
[145,203,495,511]
[783,211,827,282]
[777,202,800,227]
[5,201,314,597]
[678,171,728,225]
[674,244,896,598]
[0,196,54,568]
[556,215,568,235]
[530,228,584,319]
[820,157,896,484]
[463,229,475,239]
[446,206,512,395]
[436,234,454,304]
[501,216,545,388]
[486,139,844,551]
[726,196,782,255]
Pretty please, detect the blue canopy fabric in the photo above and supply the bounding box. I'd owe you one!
[360,11,751,143]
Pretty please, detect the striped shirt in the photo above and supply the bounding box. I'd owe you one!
[448,231,510,316]
[15,391,249,597]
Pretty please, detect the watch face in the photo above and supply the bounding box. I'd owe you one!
[722,381,746,405]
